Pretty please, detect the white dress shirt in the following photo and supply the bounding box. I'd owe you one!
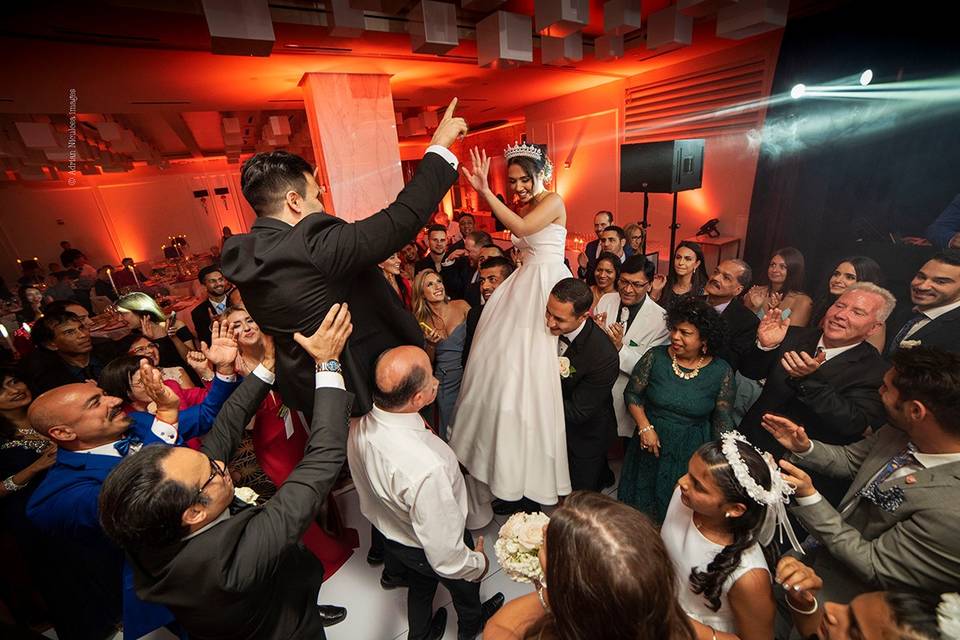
[347,404,485,582]
[903,298,960,340]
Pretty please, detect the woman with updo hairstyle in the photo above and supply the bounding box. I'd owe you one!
[618,296,735,523]
[453,142,575,509]
[484,491,697,640]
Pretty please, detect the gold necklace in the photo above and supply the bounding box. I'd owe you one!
[671,352,705,380]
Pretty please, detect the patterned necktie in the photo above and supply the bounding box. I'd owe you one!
[856,444,918,512]
[890,313,927,351]
[113,433,143,456]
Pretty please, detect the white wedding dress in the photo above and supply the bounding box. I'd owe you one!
[450,223,572,505]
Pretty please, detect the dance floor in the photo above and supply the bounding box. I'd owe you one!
[44,460,623,640]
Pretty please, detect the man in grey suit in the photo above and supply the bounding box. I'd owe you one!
[98,305,354,640]
[766,346,960,603]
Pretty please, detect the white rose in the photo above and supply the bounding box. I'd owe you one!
[500,513,524,539]
[517,521,544,551]
[505,540,520,555]
[558,356,571,378]
[234,486,259,505]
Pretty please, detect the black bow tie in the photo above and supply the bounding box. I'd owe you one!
[559,335,571,345]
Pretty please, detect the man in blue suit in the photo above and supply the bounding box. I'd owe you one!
[26,322,244,639]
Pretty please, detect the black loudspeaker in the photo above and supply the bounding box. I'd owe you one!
[620,139,705,193]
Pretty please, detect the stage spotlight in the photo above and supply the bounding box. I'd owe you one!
[791,83,806,99]
[860,69,874,86]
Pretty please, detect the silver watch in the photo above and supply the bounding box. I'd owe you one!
[315,359,342,374]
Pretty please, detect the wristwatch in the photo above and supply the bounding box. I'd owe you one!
[315,359,342,374]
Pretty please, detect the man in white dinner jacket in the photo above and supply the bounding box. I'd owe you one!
[594,255,670,439]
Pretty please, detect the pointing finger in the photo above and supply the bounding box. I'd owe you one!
[442,97,458,122]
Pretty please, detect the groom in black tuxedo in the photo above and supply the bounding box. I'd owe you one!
[222,99,466,416]
[547,278,620,492]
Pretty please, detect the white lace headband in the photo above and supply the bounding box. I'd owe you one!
[720,431,804,553]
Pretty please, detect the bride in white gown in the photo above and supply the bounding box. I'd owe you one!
[450,144,571,507]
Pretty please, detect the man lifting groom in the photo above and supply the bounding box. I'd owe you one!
[222,99,467,416]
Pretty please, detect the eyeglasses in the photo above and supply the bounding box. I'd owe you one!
[619,278,650,290]
[196,454,226,501]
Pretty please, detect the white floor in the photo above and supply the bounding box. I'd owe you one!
[44,459,624,640]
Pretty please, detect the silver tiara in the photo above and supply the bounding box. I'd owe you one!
[504,141,543,161]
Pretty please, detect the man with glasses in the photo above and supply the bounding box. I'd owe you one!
[98,305,353,640]
[593,256,670,441]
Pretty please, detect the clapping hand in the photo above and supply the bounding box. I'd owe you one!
[651,274,667,297]
[293,303,353,363]
[761,413,811,453]
[139,316,167,341]
[604,321,625,351]
[461,147,491,194]
[757,307,790,349]
[186,350,214,381]
[745,285,768,311]
[429,98,468,149]
[138,358,180,423]
[201,321,239,376]
[775,556,822,610]
[781,349,825,378]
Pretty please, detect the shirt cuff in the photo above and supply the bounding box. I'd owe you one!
[251,364,276,385]
[315,371,346,390]
[425,145,458,170]
[795,441,815,457]
[756,339,780,352]
[150,418,179,444]
[795,491,823,506]
[215,372,238,383]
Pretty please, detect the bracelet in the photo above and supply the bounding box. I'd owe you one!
[3,475,27,492]
[536,585,549,612]
[638,425,655,435]
[786,595,819,615]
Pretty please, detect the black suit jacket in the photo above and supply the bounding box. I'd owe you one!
[561,320,620,458]
[716,297,760,372]
[580,238,601,285]
[129,375,352,640]
[190,298,221,347]
[348,267,424,394]
[887,305,960,355]
[740,327,888,459]
[462,304,483,367]
[222,152,457,415]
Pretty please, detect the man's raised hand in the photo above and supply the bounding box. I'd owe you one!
[430,98,468,149]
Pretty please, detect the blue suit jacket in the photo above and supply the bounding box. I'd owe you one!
[26,374,239,638]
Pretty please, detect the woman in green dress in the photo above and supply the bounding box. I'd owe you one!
[618,297,735,523]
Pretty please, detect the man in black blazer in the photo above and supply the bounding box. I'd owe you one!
[414,224,470,301]
[704,258,758,372]
[547,278,620,492]
[740,284,893,502]
[576,210,613,285]
[190,265,231,347]
[222,99,465,416]
[98,306,353,640]
[886,249,960,355]
[462,256,514,367]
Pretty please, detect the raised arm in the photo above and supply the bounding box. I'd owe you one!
[305,99,465,278]
[462,147,565,237]
[228,304,353,589]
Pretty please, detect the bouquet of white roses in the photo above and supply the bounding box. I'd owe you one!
[494,511,550,583]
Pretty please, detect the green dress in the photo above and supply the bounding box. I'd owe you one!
[617,345,735,523]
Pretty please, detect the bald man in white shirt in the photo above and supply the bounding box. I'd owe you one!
[348,346,503,640]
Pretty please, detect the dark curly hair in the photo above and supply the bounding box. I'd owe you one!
[665,296,727,356]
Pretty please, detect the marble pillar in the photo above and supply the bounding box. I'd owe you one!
[299,73,404,222]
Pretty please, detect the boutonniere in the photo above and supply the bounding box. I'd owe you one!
[900,339,922,349]
[559,356,576,379]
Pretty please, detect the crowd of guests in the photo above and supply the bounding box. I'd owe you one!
[1,136,959,640]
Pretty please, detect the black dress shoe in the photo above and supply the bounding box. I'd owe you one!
[426,608,448,640]
[316,605,347,627]
[458,593,506,640]
[366,548,384,565]
[380,570,410,590]
[492,498,539,516]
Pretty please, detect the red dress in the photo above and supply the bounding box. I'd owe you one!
[252,390,358,576]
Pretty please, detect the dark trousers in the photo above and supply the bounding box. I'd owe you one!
[384,531,481,640]
[568,449,607,492]
[370,525,407,579]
